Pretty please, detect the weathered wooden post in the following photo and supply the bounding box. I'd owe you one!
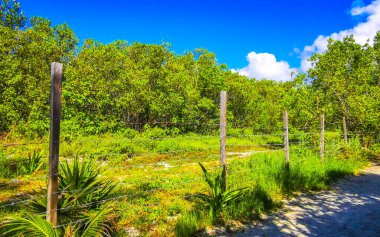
[284,110,289,172]
[320,114,325,161]
[220,91,227,190]
[343,116,348,146]
[47,62,62,226]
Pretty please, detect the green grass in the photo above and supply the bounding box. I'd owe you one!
[0,132,370,236]
[223,149,365,222]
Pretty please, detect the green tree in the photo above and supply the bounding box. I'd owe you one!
[0,16,77,136]
[309,34,380,139]
[0,0,26,29]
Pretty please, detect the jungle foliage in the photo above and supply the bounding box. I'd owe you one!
[0,1,380,144]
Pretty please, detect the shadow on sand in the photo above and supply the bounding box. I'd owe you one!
[236,164,380,237]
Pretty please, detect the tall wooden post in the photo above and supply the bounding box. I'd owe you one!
[220,91,227,190]
[343,116,348,146]
[284,110,290,171]
[47,62,63,226]
[320,114,325,161]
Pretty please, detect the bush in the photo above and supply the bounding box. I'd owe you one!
[120,128,139,139]
[143,126,168,139]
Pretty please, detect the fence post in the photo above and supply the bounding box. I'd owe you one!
[320,114,325,161]
[220,91,227,190]
[47,62,63,226]
[284,110,289,172]
[342,116,348,146]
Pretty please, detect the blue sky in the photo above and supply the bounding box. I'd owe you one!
[21,0,379,81]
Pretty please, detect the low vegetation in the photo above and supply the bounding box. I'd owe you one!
[175,138,366,236]
[0,131,368,236]
[0,1,377,236]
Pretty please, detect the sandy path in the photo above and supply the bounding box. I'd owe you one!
[227,163,380,237]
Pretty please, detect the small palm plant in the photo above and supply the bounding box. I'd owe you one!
[1,156,118,236]
[20,150,44,175]
[1,204,113,236]
[33,156,117,215]
[58,156,117,211]
[197,162,246,222]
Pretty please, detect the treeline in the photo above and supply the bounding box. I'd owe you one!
[1,1,380,141]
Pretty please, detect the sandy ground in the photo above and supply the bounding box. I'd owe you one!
[221,163,380,237]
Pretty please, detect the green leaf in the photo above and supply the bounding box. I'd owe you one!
[79,205,113,237]
[1,214,60,237]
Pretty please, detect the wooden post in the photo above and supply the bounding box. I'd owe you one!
[284,110,289,171]
[343,116,348,146]
[220,91,227,190]
[47,62,63,226]
[320,114,325,161]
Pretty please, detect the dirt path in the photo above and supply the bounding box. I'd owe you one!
[226,163,380,237]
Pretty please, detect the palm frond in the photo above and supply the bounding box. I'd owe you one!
[1,214,60,237]
[79,205,113,237]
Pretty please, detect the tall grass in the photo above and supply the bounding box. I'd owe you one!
[224,144,366,221]
[175,139,367,236]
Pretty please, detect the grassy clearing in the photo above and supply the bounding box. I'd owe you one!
[0,132,369,236]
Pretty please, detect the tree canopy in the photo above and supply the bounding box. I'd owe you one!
[0,1,379,143]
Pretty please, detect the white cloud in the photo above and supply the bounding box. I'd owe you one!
[293,48,301,54]
[300,0,380,72]
[234,0,380,80]
[233,52,296,82]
